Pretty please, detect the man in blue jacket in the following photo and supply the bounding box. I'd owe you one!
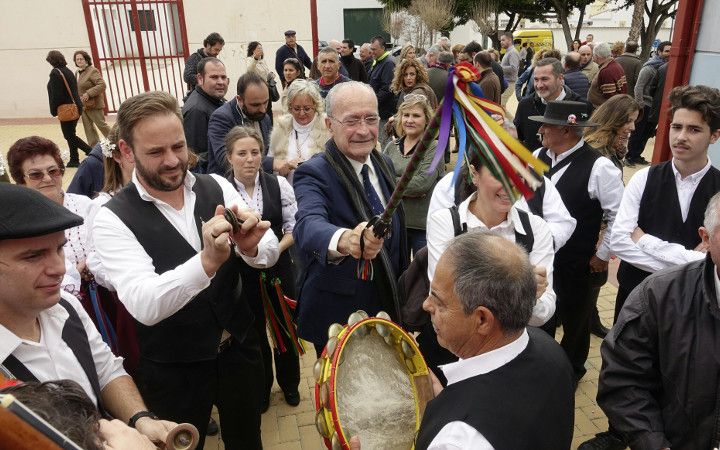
[367,35,396,146]
[292,81,409,354]
[275,30,313,88]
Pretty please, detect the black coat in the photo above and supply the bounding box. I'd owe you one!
[183,48,206,92]
[48,66,83,117]
[513,86,592,151]
[182,86,225,158]
[340,54,368,83]
[368,56,397,120]
[598,255,720,450]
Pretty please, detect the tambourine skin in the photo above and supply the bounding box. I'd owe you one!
[163,423,199,450]
[314,315,434,450]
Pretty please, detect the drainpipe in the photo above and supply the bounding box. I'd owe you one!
[652,0,704,162]
[310,0,319,57]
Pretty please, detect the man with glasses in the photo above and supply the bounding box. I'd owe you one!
[292,81,410,354]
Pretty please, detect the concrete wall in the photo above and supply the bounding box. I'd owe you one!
[0,0,312,118]
[690,1,720,164]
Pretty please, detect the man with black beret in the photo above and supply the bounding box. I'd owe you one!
[275,30,313,88]
[0,183,176,443]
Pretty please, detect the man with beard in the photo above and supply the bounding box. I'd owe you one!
[207,72,287,176]
[514,58,592,151]
[92,91,280,449]
[183,32,224,94]
[182,57,228,173]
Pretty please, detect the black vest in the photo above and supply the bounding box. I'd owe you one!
[104,174,253,363]
[539,144,603,264]
[2,299,105,411]
[415,328,575,450]
[618,161,720,290]
[231,172,296,317]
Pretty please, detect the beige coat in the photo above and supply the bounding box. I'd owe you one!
[268,113,330,160]
[76,66,106,110]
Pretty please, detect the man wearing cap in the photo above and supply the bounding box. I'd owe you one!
[0,183,176,444]
[275,30,312,88]
[92,91,279,449]
[530,101,623,383]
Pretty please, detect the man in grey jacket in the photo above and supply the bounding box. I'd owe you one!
[499,32,520,107]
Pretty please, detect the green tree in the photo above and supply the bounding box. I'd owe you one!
[613,0,679,59]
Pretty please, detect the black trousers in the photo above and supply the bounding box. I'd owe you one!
[252,309,301,402]
[626,105,653,160]
[59,119,92,162]
[136,330,265,450]
[542,261,594,380]
[614,261,652,322]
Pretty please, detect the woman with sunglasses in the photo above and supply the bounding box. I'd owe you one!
[7,136,93,298]
[268,79,330,183]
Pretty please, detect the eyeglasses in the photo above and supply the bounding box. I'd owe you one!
[329,115,380,128]
[290,106,314,114]
[25,166,65,181]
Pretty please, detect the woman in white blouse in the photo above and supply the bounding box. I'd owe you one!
[7,136,92,297]
[421,154,557,382]
[226,126,302,410]
[267,79,330,184]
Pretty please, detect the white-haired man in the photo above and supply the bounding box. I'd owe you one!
[587,42,627,107]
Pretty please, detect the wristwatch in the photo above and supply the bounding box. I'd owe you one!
[128,410,158,428]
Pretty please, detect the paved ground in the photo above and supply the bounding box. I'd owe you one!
[0,112,652,449]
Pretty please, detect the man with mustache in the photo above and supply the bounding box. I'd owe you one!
[580,85,720,450]
[92,91,279,449]
[207,71,289,176]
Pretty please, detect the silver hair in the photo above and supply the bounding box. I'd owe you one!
[438,51,454,64]
[325,81,376,118]
[318,46,339,61]
[436,36,451,50]
[282,79,324,114]
[444,231,535,332]
[594,42,612,59]
[426,45,441,56]
[704,192,720,233]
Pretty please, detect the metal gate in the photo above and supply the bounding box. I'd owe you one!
[81,0,190,113]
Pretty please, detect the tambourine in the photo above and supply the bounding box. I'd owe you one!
[313,310,434,450]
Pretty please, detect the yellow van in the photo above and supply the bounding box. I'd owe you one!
[513,29,554,54]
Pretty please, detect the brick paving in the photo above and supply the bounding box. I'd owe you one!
[1,113,651,449]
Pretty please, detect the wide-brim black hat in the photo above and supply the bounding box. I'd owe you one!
[528,100,598,127]
[0,183,83,239]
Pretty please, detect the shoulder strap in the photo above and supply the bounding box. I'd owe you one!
[450,205,467,236]
[58,299,105,412]
[55,68,74,99]
[514,209,535,253]
[1,355,39,382]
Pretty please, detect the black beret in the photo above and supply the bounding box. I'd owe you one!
[0,183,83,240]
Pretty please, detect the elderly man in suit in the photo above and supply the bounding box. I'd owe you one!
[292,81,409,354]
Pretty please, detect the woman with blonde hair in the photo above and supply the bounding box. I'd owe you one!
[399,43,416,61]
[268,79,330,183]
[390,58,438,109]
[584,94,641,171]
[383,94,444,253]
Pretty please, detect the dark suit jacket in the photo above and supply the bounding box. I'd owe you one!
[292,143,409,346]
[206,97,273,176]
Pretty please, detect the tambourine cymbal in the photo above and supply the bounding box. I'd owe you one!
[314,310,434,450]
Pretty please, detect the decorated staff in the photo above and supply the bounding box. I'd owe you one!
[358,62,550,280]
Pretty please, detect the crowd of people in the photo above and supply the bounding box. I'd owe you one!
[2,27,720,450]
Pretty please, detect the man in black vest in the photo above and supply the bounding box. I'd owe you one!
[92,91,280,449]
[579,85,720,450]
[0,183,176,445]
[351,232,575,449]
[530,101,624,383]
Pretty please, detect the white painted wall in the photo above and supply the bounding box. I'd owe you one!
[0,0,312,118]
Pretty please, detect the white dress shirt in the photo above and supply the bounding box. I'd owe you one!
[533,140,624,261]
[0,291,127,405]
[234,173,298,234]
[609,159,711,273]
[427,329,530,449]
[426,194,556,326]
[427,172,576,251]
[85,192,114,289]
[91,171,279,326]
[328,155,388,258]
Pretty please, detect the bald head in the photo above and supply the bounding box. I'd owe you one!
[564,51,581,71]
[579,45,593,66]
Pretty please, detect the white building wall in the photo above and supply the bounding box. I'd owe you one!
[0,0,312,118]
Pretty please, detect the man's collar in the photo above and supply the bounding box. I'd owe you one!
[671,157,712,182]
[195,86,225,106]
[344,153,372,176]
[547,138,585,161]
[375,51,390,62]
[540,88,567,105]
[0,296,69,363]
[131,169,195,205]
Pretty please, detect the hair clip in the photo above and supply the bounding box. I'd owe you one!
[100,138,116,158]
[567,114,577,124]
